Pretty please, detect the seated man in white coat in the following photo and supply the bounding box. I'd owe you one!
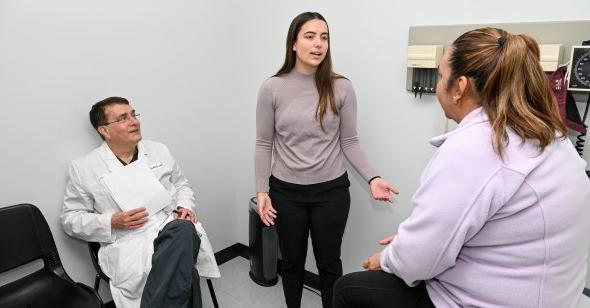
[61,97,219,308]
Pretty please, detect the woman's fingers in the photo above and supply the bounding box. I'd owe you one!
[379,234,396,245]
[387,184,400,195]
[256,193,277,226]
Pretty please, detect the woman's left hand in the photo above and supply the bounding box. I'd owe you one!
[362,252,382,271]
[370,178,399,203]
[378,234,397,245]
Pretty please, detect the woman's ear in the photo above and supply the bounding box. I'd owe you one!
[452,76,469,103]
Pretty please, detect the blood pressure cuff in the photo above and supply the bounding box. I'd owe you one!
[547,65,587,134]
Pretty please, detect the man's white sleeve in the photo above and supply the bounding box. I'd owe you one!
[60,163,114,243]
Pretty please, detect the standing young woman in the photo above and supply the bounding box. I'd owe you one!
[254,12,399,308]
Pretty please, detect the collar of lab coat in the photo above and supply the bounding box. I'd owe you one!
[99,141,148,173]
[429,107,489,148]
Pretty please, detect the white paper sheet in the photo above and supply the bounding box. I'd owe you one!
[102,159,172,216]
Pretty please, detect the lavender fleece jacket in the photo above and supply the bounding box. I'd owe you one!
[381,107,590,308]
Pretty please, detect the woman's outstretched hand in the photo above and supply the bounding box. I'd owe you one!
[370,178,399,203]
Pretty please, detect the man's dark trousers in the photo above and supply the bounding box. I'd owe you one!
[141,219,202,308]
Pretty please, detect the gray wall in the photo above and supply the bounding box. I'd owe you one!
[229,0,590,288]
[0,0,239,298]
[1,0,589,300]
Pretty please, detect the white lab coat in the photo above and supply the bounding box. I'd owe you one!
[61,140,220,308]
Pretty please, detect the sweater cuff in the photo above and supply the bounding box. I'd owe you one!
[256,179,270,194]
[379,244,395,274]
[368,176,381,185]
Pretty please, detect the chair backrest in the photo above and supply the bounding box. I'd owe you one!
[0,204,63,275]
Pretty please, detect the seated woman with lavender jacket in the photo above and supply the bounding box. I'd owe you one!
[334,27,590,308]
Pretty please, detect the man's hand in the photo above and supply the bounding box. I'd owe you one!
[362,252,382,271]
[256,192,277,226]
[175,206,198,223]
[111,207,148,230]
[369,178,399,203]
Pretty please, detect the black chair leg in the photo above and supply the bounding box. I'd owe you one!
[206,279,219,308]
[94,274,101,292]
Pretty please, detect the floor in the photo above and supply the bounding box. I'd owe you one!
[201,257,322,308]
[105,255,590,308]
[201,262,590,308]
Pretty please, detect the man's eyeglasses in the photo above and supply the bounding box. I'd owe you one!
[100,111,140,126]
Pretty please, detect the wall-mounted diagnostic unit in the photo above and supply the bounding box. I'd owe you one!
[567,46,590,92]
[566,45,590,178]
[406,45,443,98]
[539,44,563,72]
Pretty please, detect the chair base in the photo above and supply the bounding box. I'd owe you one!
[0,268,102,308]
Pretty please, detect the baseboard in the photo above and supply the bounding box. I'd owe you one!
[214,243,248,265]
[215,243,320,291]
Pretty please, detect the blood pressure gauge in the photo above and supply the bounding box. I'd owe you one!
[567,46,590,92]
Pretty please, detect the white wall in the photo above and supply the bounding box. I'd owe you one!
[0,0,238,296]
[1,0,589,299]
[229,0,590,288]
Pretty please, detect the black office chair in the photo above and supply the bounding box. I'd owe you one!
[89,242,219,308]
[0,203,103,308]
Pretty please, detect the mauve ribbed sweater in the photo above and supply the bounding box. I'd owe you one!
[255,70,377,192]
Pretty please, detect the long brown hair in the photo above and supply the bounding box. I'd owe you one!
[448,27,567,156]
[275,12,341,128]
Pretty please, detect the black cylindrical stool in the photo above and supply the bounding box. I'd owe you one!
[248,197,278,286]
